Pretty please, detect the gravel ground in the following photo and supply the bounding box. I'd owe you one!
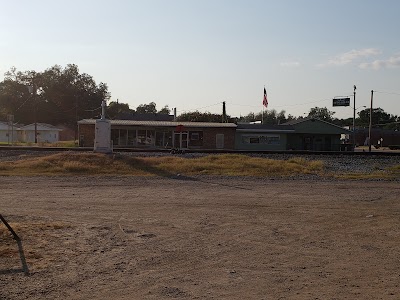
[0,149,399,176]
[1,177,400,299]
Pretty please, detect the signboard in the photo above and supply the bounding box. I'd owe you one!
[333,98,350,107]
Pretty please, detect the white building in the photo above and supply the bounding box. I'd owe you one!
[0,121,18,144]
[18,123,62,143]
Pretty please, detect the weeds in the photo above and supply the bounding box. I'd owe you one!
[0,152,397,179]
[0,152,325,177]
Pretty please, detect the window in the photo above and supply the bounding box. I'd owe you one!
[127,130,136,146]
[191,132,199,140]
[249,137,260,144]
[137,130,147,145]
[242,134,280,145]
[155,131,172,147]
[137,130,155,146]
[189,131,203,147]
[267,136,280,145]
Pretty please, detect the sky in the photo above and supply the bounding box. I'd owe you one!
[1,0,400,120]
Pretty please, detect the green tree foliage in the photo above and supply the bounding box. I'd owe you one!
[158,105,171,115]
[358,107,398,129]
[130,102,171,115]
[307,107,335,122]
[106,101,134,119]
[176,111,228,122]
[134,102,171,115]
[238,109,289,124]
[0,65,109,127]
[136,102,157,114]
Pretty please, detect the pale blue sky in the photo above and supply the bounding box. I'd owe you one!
[1,0,399,119]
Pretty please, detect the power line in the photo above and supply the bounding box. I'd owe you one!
[229,98,331,110]
[15,97,31,112]
[178,97,334,115]
[374,90,400,96]
[180,101,223,113]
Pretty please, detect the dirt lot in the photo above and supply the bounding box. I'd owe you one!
[1,176,399,299]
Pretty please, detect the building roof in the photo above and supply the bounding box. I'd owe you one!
[282,117,320,125]
[236,123,295,132]
[282,117,352,133]
[78,119,237,128]
[18,123,63,131]
[116,113,175,121]
[0,121,11,130]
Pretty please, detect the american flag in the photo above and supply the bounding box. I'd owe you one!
[263,87,268,108]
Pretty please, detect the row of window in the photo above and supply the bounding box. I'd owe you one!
[111,129,204,147]
[111,130,282,147]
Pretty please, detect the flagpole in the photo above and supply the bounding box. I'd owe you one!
[262,85,266,124]
[262,106,264,124]
[262,85,264,124]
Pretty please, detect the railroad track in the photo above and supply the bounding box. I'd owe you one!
[0,145,399,156]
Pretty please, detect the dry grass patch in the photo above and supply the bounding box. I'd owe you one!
[0,152,148,176]
[142,154,325,176]
[0,221,71,265]
[0,152,325,177]
[389,165,400,174]
[334,164,400,180]
[334,171,395,180]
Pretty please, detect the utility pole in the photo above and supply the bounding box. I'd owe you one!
[27,84,38,143]
[33,84,37,144]
[368,90,374,152]
[222,101,227,123]
[353,85,356,150]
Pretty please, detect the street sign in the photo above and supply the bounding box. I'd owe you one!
[333,98,350,107]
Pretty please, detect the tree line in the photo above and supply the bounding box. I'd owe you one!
[1,64,398,131]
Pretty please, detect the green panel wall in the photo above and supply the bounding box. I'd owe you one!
[235,132,288,150]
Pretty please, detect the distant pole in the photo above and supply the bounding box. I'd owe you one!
[75,96,78,142]
[222,101,227,123]
[368,90,374,152]
[262,86,265,124]
[28,83,38,144]
[353,85,356,149]
[34,87,37,144]
[261,108,264,124]
[101,100,106,120]
[11,115,14,145]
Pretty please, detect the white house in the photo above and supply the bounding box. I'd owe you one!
[0,121,18,144]
[18,123,63,143]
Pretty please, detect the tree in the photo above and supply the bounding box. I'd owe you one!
[238,109,288,125]
[176,111,227,122]
[276,110,287,124]
[264,109,279,124]
[307,107,335,122]
[358,107,397,129]
[0,64,110,131]
[106,101,134,119]
[158,105,171,115]
[136,102,157,114]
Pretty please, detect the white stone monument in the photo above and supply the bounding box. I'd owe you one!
[94,100,112,153]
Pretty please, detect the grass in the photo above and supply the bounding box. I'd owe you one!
[0,140,77,147]
[0,152,398,179]
[334,172,394,180]
[334,165,400,180]
[0,152,325,177]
